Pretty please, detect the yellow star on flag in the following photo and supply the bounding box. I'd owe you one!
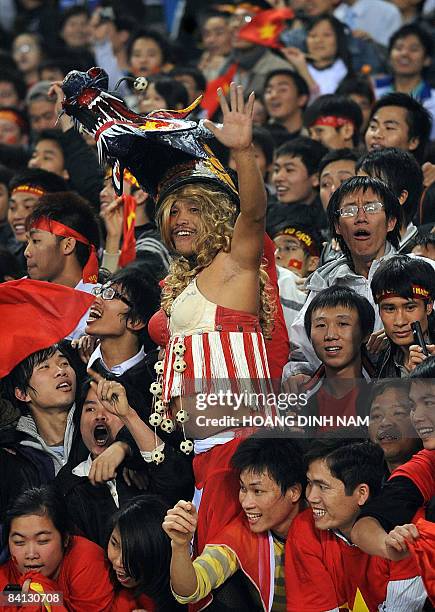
[258,23,277,40]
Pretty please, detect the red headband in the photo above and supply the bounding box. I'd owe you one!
[376,286,431,303]
[30,217,99,284]
[311,115,355,129]
[12,185,45,198]
[0,109,27,131]
[280,226,319,256]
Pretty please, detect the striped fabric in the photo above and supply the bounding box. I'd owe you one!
[173,538,287,610]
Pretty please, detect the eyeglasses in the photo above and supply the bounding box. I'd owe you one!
[338,201,384,218]
[92,285,132,306]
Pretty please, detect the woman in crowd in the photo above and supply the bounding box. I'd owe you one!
[0,485,113,611]
[109,495,182,611]
[282,15,353,98]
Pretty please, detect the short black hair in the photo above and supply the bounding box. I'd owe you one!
[275,136,328,176]
[327,176,402,256]
[127,28,171,65]
[410,354,435,378]
[356,148,423,226]
[304,286,375,339]
[0,164,14,190]
[336,76,375,106]
[231,435,306,495]
[59,5,89,31]
[146,75,189,110]
[0,246,23,281]
[318,148,358,178]
[171,66,207,94]
[27,192,100,270]
[252,126,275,167]
[389,23,433,59]
[3,485,70,548]
[368,93,432,163]
[0,68,27,102]
[304,95,363,146]
[371,254,435,303]
[305,439,385,498]
[108,265,161,349]
[264,68,310,101]
[9,168,68,194]
[1,345,68,412]
[368,378,411,411]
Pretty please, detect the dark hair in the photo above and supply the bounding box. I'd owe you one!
[108,495,179,611]
[0,164,14,190]
[410,354,435,378]
[275,136,328,176]
[368,378,410,411]
[306,15,353,73]
[304,95,363,146]
[0,69,27,102]
[146,76,189,110]
[231,435,306,495]
[371,254,435,303]
[356,148,423,225]
[304,286,375,339]
[34,128,67,157]
[9,168,68,194]
[318,148,358,178]
[107,266,161,349]
[170,66,207,94]
[0,246,23,281]
[327,176,402,256]
[368,93,432,163]
[252,126,275,167]
[304,439,385,497]
[389,23,433,59]
[264,68,310,102]
[38,57,77,80]
[127,28,171,65]
[3,485,70,549]
[27,192,100,270]
[1,345,70,412]
[414,232,435,250]
[336,75,375,106]
[59,5,89,31]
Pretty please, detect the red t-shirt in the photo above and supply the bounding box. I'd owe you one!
[285,509,422,612]
[390,449,435,502]
[0,536,113,612]
[316,385,359,431]
[112,588,155,611]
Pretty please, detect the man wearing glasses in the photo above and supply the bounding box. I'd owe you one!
[284,175,403,379]
[85,266,160,402]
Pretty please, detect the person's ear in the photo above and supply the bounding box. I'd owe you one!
[15,387,31,403]
[61,236,77,256]
[311,173,319,189]
[286,482,303,503]
[62,168,70,181]
[408,135,420,152]
[297,94,309,110]
[356,483,370,506]
[340,122,354,144]
[126,318,146,332]
[398,189,408,206]
[426,301,433,317]
[307,255,319,272]
[386,215,397,233]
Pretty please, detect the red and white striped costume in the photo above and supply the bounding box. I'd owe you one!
[161,278,274,402]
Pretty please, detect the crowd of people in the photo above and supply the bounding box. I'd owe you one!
[0,0,435,610]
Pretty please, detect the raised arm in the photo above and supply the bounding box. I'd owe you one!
[204,82,266,269]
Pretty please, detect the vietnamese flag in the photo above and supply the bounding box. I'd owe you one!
[237,7,295,49]
[119,194,137,267]
[200,62,238,119]
[0,279,95,377]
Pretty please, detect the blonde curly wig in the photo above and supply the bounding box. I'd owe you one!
[157,183,276,338]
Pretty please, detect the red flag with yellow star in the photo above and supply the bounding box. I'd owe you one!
[237,7,294,49]
[119,194,137,267]
[200,62,238,119]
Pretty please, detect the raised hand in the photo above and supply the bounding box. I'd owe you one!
[162,500,198,547]
[204,82,254,152]
[87,368,131,419]
[384,523,420,561]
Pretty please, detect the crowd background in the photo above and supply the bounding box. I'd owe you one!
[0,0,435,611]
